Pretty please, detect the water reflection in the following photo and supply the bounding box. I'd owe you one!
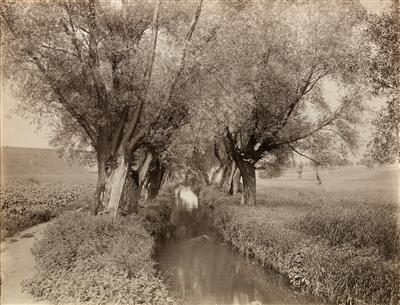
[157,199,319,305]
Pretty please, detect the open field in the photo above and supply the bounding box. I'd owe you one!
[259,165,399,195]
[211,165,400,305]
[0,146,97,184]
[0,182,95,239]
[0,146,95,176]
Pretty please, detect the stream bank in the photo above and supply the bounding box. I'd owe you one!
[155,195,321,305]
[210,193,399,305]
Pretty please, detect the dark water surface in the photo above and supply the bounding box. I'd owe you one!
[156,204,321,305]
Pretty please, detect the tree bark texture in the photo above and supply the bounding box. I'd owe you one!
[219,159,233,190]
[146,158,166,201]
[229,165,241,195]
[101,154,129,219]
[236,159,256,206]
[120,169,140,215]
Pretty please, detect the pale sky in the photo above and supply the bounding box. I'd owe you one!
[1,84,53,148]
[0,0,390,152]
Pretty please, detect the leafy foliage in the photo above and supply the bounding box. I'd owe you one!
[139,190,175,237]
[0,182,94,239]
[365,1,400,94]
[24,211,180,305]
[364,1,400,164]
[366,98,399,164]
[194,0,367,166]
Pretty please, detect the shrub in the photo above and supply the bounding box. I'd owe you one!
[24,212,179,305]
[140,191,175,238]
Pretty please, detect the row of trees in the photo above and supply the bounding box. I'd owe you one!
[1,0,398,217]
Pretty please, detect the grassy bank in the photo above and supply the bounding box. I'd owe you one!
[209,186,400,305]
[24,207,180,305]
[23,189,179,305]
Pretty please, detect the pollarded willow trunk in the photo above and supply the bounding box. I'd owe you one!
[94,155,107,215]
[200,169,210,186]
[101,154,130,219]
[120,169,140,215]
[95,150,154,218]
[94,148,141,217]
[229,166,240,195]
[146,158,165,202]
[219,159,233,190]
[236,159,256,206]
[210,165,223,184]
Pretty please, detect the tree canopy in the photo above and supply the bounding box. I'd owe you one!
[1,0,386,209]
[364,0,399,165]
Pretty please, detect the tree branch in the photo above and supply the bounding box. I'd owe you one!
[288,144,321,166]
[1,12,97,146]
[39,44,78,57]
[122,0,161,152]
[278,102,349,146]
[160,0,204,109]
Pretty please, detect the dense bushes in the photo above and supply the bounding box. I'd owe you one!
[211,192,400,305]
[0,182,94,239]
[24,211,179,305]
[140,191,174,238]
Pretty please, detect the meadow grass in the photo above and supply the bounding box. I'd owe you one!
[209,166,400,305]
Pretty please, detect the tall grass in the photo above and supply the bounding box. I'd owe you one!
[208,186,400,305]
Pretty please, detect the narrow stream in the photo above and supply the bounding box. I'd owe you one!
[156,197,320,305]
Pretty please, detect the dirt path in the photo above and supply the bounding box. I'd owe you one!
[1,223,50,305]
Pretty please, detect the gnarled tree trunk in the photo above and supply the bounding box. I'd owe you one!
[229,165,240,195]
[146,158,166,202]
[210,165,223,184]
[94,147,140,218]
[235,158,256,206]
[95,154,130,219]
[94,153,107,215]
[219,159,233,190]
[120,169,140,215]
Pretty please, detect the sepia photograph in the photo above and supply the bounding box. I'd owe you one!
[0,0,399,304]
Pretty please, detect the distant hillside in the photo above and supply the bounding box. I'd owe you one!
[0,146,93,177]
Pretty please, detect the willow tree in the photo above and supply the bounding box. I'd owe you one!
[1,0,204,218]
[365,0,400,165]
[195,0,368,205]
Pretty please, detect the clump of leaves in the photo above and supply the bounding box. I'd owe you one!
[140,191,175,238]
